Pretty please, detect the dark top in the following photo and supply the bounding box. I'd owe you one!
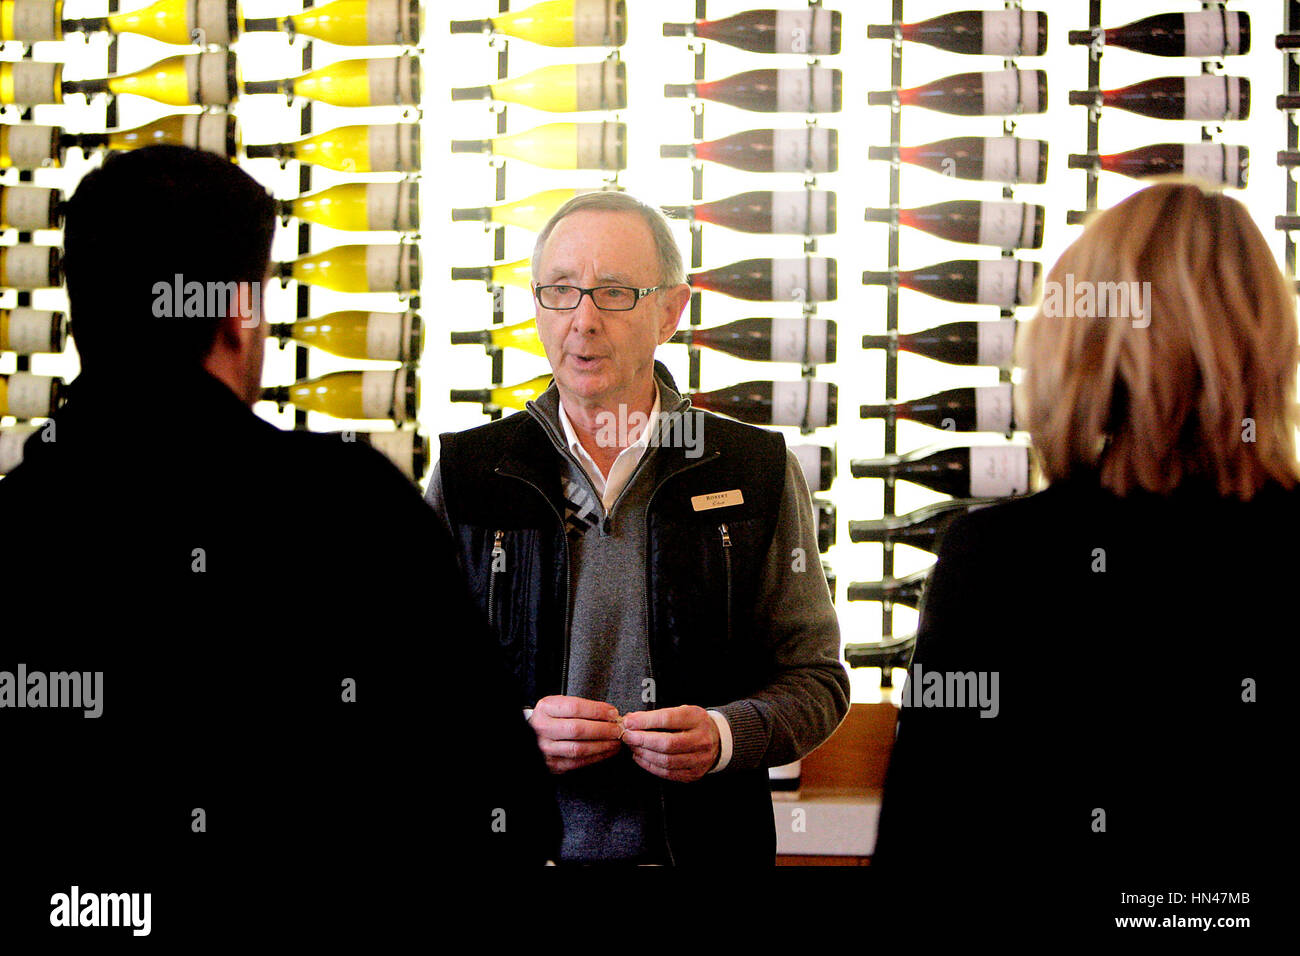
[873,475,1289,909]
[0,370,559,938]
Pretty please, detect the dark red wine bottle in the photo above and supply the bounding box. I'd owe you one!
[1068,11,1249,57]
[848,499,997,554]
[860,384,1015,434]
[868,136,1048,184]
[1068,143,1248,188]
[664,67,841,113]
[1068,75,1249,121]
[689,379,837,428]
[864,200,1043,250]
[846,569,930,609]
[660,127,837,172]
[689,257,836,303]
[664,8,841,54]
[662,190,835,235]
[850,444,1032,498]
[862,320,1018,368]
[814,497,835,553]
[790,443,835,492]
[868,10,1048,56]
[867,69,1046,116]
[862,259,1039,309]
[669,317,836,364]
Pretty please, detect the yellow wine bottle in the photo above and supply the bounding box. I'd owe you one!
[0,307,66,355]
[450,187,614,232]
[0,62,63,106]
[63,51,237,106]
[0,245,60,290]
[450,121,625,170]
[243,0,421,47]
[0,371,62,419]
[270,310,422,361]
[262,367,418,423]
[449,318,546,358]
[2,0,239,45]
[331,428,428,481]
[281,182,418,232]
[449,257,531,290]
[71,113,238,160]
[243,55,419,107]
[1,123,62,169]
[450,0,626,47]
[0,184,61,231]
[449,374,553,411]
[245,123,418,172]
[277,244,420,294]
[451,60,625,112]
[0,423,39,474]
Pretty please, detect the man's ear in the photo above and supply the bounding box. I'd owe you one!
[657,283,691,345]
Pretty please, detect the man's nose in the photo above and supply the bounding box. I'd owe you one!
[571,292,604,332]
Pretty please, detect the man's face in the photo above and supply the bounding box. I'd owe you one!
[534,210,684,410]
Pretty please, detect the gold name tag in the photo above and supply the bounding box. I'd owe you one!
[691,489,744,511]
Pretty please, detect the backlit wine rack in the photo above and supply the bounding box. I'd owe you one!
[1278,1,1300,272]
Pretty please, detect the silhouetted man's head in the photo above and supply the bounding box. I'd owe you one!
[61,145,276,398]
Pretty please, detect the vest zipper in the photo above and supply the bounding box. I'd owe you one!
[719,523,733,644]
[487,530,505,628]
[641,450,721,867]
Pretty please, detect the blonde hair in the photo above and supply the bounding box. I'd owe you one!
[1016,181,1300,499]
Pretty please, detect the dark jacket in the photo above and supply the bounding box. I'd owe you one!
[0,369,559,936]
[874,474,1288,905]
[437,379,810,865]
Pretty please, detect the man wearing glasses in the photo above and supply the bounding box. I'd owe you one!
[428,191,848,865]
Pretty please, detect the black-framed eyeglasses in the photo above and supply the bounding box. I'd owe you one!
[534,284,662,311]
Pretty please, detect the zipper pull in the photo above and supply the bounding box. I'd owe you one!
[491,530,506,570]
[719,523,731,547]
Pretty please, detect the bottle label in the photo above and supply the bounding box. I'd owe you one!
[369,124,418,173]
[2,307,59,354]
[575,61,621,111]
[367,0,406,45]
[975,260,1020,308]
[574,122,623,170]
[768,318,829,364]
[789,444,826,490]
[187,52,232,105]
[573,0,619,46]
[1183,75,1236,121]
[3,185,57,231]
[980,10,1029,56]
[363,430,416,479]
[11,61,59,105]
[361,370,397,420]
[193,0,234,46]
[365,183,402,231]
[365,311,404,360]
[1183,11,1235,57]
[975,384,1014,433]
[2,245,56,289]
[770,381,830,428]
[368,55,417,106]
[969,446,1029,497]
[770,191,830,235]
[1182,144,1233,185]
[182,113,230,157]
[11,0,61,43]
[4,124,59,168]
[365,246,403,293]
[0,425,37,474]
[977,201,1028,249]
[982,69,1040,116]
[777,68,835,113]
[4,372,55,420]
[771,258,829,303]
[976,319,1018,368]
[771,129,829,172]
[981,137,1017,182]
[774,10,835,55]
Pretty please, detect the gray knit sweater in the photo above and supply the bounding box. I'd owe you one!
[427,380,849,862]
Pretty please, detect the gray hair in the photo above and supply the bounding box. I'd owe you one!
[531,190,686,287]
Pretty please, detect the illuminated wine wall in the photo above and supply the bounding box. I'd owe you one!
[2,1,1293,704]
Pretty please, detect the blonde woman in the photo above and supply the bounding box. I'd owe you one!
[873,183,1292,906]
